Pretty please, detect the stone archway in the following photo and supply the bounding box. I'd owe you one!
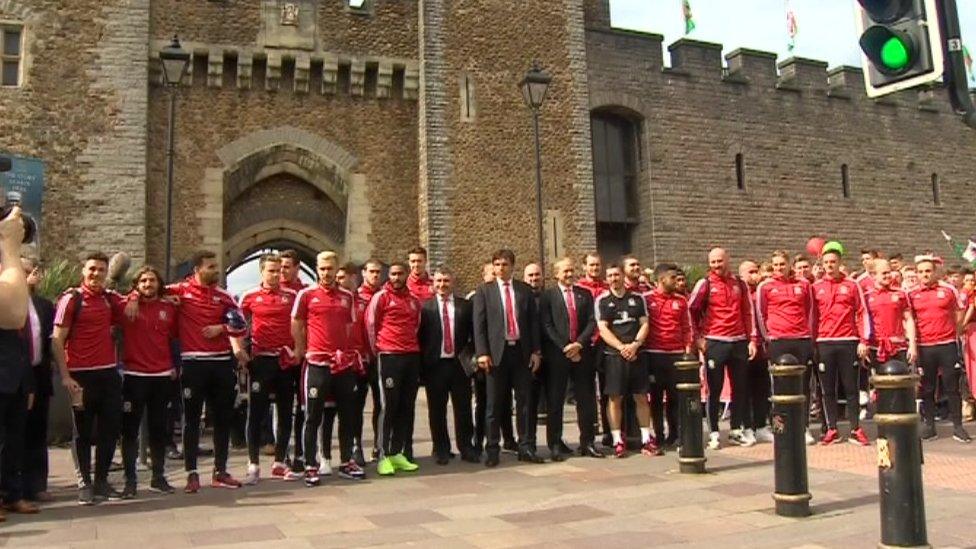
[195,126,372,270]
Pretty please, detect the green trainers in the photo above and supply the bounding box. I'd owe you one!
[389,453,419,472]
[377,457,396,476]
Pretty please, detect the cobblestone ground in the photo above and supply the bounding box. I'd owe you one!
[2,396,974,548]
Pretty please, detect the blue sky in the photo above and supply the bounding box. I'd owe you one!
[610,0,976,71]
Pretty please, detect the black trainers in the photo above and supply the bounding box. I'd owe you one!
[953,426,972,443]
[93,481,124,501]
[150,476,176,494]
[121,481,137,500]
[78,483,95,506]
[921,423,938,441]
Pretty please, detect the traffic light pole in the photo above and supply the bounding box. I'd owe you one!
[938,0,976,129]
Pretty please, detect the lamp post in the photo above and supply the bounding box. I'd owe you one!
[159,35,190,282]
[519,63,552,278]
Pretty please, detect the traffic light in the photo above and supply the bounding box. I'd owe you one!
[854,0,944,97]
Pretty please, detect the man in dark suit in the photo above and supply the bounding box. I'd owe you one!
[419,266,477,465]
[540,257,604,460]
[473,249,542,467]
[22,258,53,502]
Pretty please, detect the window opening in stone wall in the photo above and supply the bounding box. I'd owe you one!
[931,173,940,206]
[735,153,745,190]
[364,63,378,97]
[281,57,296,89]
[222,52,238,88]
[252,56,268,88]
[391,66,405,98]
[1,24,24,87]
[192,52,207,87]
[337,63,351,94]
[591,111,641,259]
[460,72,476,122]
[841,164,850,198]
[310,59,324,92]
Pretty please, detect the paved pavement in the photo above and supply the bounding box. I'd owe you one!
[2,397,975,548]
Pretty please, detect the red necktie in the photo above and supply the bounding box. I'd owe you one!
[565,287,578,342]
[442,298,454,356]
[504,282,518,340]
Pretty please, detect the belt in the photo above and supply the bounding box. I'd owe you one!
[506,340,518,347]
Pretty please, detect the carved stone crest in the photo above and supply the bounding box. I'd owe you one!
[280,3,299,26]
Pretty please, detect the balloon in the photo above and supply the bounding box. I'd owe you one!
[806,237,826,257]
[821,240,845,257]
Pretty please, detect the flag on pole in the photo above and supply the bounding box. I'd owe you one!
[682,0,696,35]
[786,2,798,52]
[964,44,975,84]
[941,230,976,265]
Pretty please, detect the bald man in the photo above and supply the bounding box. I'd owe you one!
[689,248,757,450]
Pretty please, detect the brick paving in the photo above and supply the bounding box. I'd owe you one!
[1,397,974,548]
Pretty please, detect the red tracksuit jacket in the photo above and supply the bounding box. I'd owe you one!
[643,288,692,353]
[811,275,871,344]
[688,271,752,342]
[755,274,815,341]
[167,278,245,360]
[366,282,421,354]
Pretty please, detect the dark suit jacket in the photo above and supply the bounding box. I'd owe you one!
[473,278,540,368]
[419,294,473,371]
[540,285,596,356]
[30,295,55,397]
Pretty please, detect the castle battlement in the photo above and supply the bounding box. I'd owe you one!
[588,28,961,117]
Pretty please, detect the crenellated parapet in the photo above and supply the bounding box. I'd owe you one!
[149,40,418,100]
[589,29,964,116]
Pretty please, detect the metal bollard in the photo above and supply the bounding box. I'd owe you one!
[769,354,812,517]
[675,354,706,474]
[872,360,928,548]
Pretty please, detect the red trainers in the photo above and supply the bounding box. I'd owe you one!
[820,429,841,446]
[211,471,242,489]
[848,427,870,446]
[613,441,626,458]
[184,472,200,494]
[641,440,664,457]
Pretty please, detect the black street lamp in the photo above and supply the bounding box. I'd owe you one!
[159,35,190,282]
[519,63,552,279]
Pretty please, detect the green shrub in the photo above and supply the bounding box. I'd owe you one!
[36,259,79,301]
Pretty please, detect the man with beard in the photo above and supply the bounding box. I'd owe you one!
[576,253,610,445]
[119,266,179,497]
[623,256,651,294]
[277,249,307,471]
[292,252,362,486]
[359,259,383,461]
[367,262,423,475]
[166,250,248,492]
[644,265,692,448]
[688,248,757,450]
[53,252,126,504]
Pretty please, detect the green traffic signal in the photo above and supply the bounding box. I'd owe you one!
[880,36,911,70]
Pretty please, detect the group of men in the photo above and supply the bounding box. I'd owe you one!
[1,228,973,517]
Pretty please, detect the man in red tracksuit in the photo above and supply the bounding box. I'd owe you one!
[756,250,817,445]
[812,249,872,446]
[688,247,757,450]
[291,251,362,486]
[910,258,971,442]
[358,259,383,460]
[644,264,692,447]
[739,260,769,445]
[167,250,248,492]
[239,254,301,485]
[53,252,126,504]
[367,262,423,475]
[623,256,651,294]
[407,246,435,303]
[119,266,178,498]
[276,249,306,472]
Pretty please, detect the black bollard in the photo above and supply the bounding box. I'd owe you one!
[769,354,811,517]
[872,360,928,548]
[675,354,705,473]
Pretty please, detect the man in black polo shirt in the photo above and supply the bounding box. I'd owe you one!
[595,264,659,459]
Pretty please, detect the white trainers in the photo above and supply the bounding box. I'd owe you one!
[244,463,259,486]
[755,426,774,443]
[741,429,757,447]
[708,431,721,450]
[728,429,745,446]
[804,429,816,446]
[318,458,332,476]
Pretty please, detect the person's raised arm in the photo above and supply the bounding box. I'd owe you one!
[0,207,27,329]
